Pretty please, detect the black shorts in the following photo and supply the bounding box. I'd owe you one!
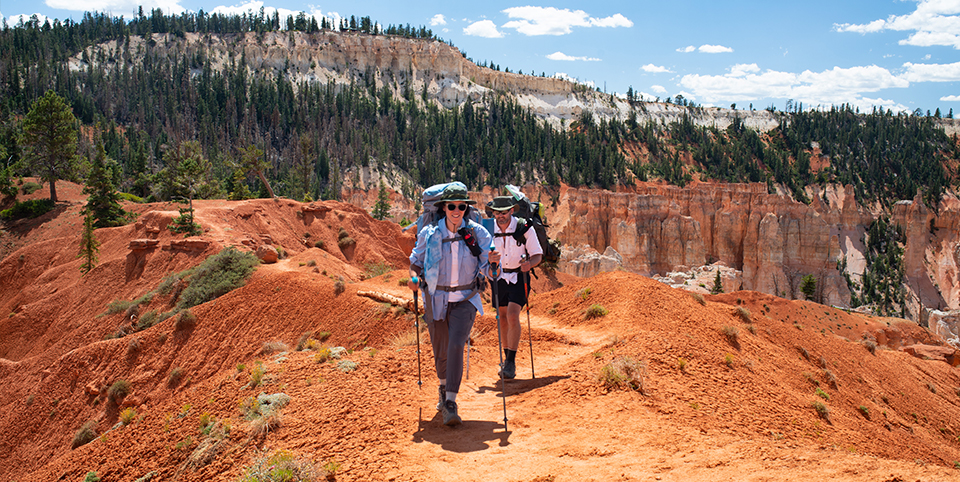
[492,278,528,308]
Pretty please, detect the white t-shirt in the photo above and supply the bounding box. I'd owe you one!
[493,216,543,285]
[443,222,466,303]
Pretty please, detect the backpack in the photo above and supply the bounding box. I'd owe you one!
[501,185,561,265]
[403,181,482,237]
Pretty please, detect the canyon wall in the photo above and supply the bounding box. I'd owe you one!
[528,182,960,314]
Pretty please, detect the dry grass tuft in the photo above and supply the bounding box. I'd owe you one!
[599,356,647,393]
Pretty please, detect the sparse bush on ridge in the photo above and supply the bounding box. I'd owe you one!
[812,400,831,423]
[239,449,315,482]
[735,306,751,323]
[72,421,98,449]
[107,380,131,403]
[174,309,196,330]
[599,356,647,393]
[584,304,608,319]
[168,367,184,386]
[364,261,393,278]
[334,276,346,296]
[262,341,289,354]
[721,326,740,346]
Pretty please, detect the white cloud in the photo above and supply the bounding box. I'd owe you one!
[901,61,960,82]
[680,63,910,109]
[210,2,324,29]
[501,6,631,36]
[430,14,446,26]
[941,94,960,101]
[641,64,672,73]
[834,0,960,49]
[554,72,595,89]
[44,0,186,15]
[547,51,601,61]
[699,44,734,53]
[464,19,504,38]
[677,44,732,53]
[3,13,51,26]
[651,85,668,94]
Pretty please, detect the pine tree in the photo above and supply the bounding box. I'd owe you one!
[240,144,275,198]
[78,214,100,275]
[20,90,80,203]
[800,274,817,301]
[371,180,391,220]
[83,141,127,228]
[710,270,724,295]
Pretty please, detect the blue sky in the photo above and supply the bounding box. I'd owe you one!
[3,0,959,114]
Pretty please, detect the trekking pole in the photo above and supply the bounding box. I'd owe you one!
[412,276,422,390]
[524,269,535,379]
[491,263,508,431]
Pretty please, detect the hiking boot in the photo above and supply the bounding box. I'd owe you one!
[498,360,516,379]
[442,400,461,426]
[436,385,446,411]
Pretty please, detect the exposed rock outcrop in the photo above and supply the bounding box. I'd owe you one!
[534,182,959,314]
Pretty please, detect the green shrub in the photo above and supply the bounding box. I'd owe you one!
[314,240,325,249]
[21,181,41,194]
[364,261,393,278]
[83,471,100,482]
[815,387,831,400]
[584,304,608,319]
[333,277,346,296]
[72,421,98,449]
[177,247,259,310]
[118,192,144,203]
[107,380,131,403]
[0,198,55,220]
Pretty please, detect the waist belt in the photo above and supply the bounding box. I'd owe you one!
[502,267,522,273]
[436,280,477,292]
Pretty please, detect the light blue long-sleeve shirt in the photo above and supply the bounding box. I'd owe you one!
[410,218,493,321]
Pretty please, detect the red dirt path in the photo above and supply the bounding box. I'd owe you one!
[1,181,959,482]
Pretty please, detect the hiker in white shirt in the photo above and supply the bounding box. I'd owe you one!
[486,196,542,379]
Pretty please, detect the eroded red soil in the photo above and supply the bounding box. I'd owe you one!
[1,181,959,482]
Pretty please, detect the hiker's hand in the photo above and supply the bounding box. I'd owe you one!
[408,277,419,293]
[520,259,531,272]
[488,249,501,265]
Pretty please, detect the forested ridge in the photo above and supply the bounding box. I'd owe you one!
[1,10,957,208]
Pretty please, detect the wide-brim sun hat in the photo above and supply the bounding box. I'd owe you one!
[437,185,476,204]
[488,196,516,211]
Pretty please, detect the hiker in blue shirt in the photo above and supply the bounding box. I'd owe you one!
[408,185,494,426]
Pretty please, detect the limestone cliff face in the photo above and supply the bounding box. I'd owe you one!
[536,182,959,312]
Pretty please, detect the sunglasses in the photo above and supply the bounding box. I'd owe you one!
[446,203,468,212]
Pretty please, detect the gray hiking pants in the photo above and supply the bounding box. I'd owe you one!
[426,300,476,394]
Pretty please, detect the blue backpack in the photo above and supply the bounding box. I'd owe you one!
[403,182,481,237]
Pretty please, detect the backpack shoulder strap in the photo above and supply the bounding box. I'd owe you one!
[512,218,530,245]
